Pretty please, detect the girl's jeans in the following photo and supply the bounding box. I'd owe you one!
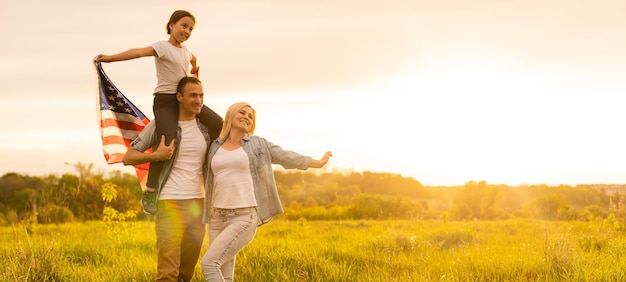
[201,207,258,282]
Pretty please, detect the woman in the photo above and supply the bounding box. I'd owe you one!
[201,101,332,281]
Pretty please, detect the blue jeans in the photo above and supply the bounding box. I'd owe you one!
[201,207,258,282]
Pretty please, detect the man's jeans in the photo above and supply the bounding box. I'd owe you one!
[155,199,205,282]
[201,207,258,282]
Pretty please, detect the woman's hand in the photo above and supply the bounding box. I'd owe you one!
[310,151,332,168]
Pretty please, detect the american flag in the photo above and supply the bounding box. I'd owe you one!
[95,62,151,189]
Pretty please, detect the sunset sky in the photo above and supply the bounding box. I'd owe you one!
[1,0,625,186]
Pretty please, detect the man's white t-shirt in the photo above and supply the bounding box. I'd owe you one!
[160,120,207,200]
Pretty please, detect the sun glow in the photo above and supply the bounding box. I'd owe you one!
[344,58,588,185]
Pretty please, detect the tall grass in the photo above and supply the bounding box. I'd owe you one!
[1,219,625,281]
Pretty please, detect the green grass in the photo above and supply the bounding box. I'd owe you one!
[1,219,625,281]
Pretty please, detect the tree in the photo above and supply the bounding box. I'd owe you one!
[528,194,571,220]
[38,204,75,224]
[452,180,502,220]
[347,194,420,220]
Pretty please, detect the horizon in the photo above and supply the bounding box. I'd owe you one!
[4,164,626,188]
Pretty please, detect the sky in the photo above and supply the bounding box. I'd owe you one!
[1,0,626,186]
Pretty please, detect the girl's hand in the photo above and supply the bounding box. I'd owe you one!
[191,66,200,78]
[94,54,110,63]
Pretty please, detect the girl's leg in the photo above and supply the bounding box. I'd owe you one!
[201,208,258,282]
[147,94,179,191]
[198,105,223,143]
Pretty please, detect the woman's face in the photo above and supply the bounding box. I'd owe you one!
[231,106,254,132]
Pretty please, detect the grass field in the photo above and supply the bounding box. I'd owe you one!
[1,219,625,281]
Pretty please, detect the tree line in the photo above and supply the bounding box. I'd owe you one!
[1,162,625,225]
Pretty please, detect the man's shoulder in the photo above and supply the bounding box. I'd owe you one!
[143,120,157,134]
[191,118,211,136]
[131,121,157,147]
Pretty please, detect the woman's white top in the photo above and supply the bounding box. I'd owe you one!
[211,146,257,209]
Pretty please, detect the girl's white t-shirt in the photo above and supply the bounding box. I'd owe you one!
[151,40,192,94]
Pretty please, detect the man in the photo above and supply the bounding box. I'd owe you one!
[123,76,222,282]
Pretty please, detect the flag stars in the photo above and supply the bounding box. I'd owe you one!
[98,67,145,118]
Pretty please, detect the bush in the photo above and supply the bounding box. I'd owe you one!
[38,204,75,224]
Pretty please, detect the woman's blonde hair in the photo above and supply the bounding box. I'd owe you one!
[220,101,256,138]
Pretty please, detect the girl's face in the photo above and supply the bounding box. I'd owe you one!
[232,106,254,133]
[169,16,195,44]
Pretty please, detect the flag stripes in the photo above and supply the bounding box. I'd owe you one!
[95,62,151,189]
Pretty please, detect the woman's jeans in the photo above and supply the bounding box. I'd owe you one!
[201,207,258,282]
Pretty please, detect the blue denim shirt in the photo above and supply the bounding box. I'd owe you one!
[130,119,211,198]
[203,134,312,226]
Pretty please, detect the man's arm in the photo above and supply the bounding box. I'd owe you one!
[123,135,175,166]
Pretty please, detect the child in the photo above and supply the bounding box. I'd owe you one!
[95,10,223,215]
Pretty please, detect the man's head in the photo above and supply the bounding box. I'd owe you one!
[176,76,203,118]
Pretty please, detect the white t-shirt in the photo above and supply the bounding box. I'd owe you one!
[151,40,193,94]
[211,147,257,209]
[160,120,207,200]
